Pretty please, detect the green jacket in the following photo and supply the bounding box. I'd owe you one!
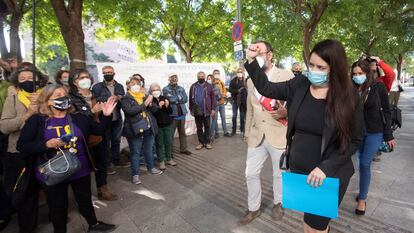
[0,80,9,114]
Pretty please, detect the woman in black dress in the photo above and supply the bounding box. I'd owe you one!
[245,39,364,233]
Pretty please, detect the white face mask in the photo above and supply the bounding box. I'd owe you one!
[152,90,161,98]
[237,73,243,78]
[131,84,141,93]
[207,80,212,84]
[78,78,91,89]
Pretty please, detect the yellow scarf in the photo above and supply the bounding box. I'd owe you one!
[128,90,147,118]
[17,88,43,108]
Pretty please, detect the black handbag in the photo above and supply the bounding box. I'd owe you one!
[37,115,81,186]
[279,150,289,170]
[397,84,404,92]
[131,118,150,136]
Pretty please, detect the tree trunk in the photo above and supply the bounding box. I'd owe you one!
[185,50,192,63]
[9,11,22,61]
[363,36,377,56]
[302,25,311,66]
[299,0,329,66]
[396,53,403,81]
[50,0,86,70]
[0,13,8,57]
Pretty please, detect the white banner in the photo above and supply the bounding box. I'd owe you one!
[95,62,226,136]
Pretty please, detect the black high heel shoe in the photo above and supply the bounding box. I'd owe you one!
[355,198,366,215]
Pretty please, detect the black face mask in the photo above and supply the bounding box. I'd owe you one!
[103,74,114,82]
[19,81,38,93]
[51,96,71,111]
[293,71,302,76]
[198,78,205,84]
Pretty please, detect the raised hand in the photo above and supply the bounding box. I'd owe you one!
[247,44,260,62]
[102,96,117,116]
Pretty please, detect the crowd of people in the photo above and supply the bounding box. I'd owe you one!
[0,37,402,233]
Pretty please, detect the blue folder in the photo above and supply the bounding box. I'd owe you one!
[282,172,339,219]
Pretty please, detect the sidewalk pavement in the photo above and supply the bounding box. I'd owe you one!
[3,87,414,233]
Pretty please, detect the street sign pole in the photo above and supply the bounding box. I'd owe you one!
[236,0,243,67]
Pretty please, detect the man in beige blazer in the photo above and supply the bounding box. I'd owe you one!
[240,41,293,225]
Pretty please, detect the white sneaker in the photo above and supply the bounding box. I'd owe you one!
[167,159,177,166]
[132,175,142,185]
[150,168,163,175]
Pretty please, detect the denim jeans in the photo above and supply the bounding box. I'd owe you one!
[232,101,246,133]
[127,129,155,176]
[108,120,122,165]
[357,133,383,200]
[218,104,228,134]
[210,105,219,138]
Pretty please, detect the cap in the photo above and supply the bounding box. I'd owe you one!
[168,73,178,78]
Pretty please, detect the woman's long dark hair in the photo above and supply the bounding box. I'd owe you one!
[351,59,375,103]
[311,39,355,152]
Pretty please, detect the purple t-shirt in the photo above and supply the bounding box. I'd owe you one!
[36,116,90,183]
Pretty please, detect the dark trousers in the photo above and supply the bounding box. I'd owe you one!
[43,175,97,233]
[17,188,39,233]
[91,137,109,188]
[2,153,39,233]
[171,119,188,152]
[107,120,122,165]
[195,115,211,145]
[232,102,246,134]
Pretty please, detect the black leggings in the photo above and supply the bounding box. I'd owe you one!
[42,175,97,233]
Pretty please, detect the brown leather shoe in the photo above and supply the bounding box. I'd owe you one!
[239,210,261,225]
[272,203,284,221]
[98,185,118,201]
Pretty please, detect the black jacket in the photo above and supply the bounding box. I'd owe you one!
[362,81,393,141]
[152,96,173,128]
[121,93,159,138]
[16,113,111,170]
[91,81,125,115]
[69,90,93,117]
[229,77,246,99]
[245,59,364,182]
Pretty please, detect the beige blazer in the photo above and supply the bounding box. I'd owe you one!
[245,66,293,149]
[0,86,27,153]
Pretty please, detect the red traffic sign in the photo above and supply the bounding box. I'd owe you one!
[232,21,243,42]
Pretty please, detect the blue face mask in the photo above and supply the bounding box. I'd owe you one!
[307,70,328,86]
[352,75,367,85]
